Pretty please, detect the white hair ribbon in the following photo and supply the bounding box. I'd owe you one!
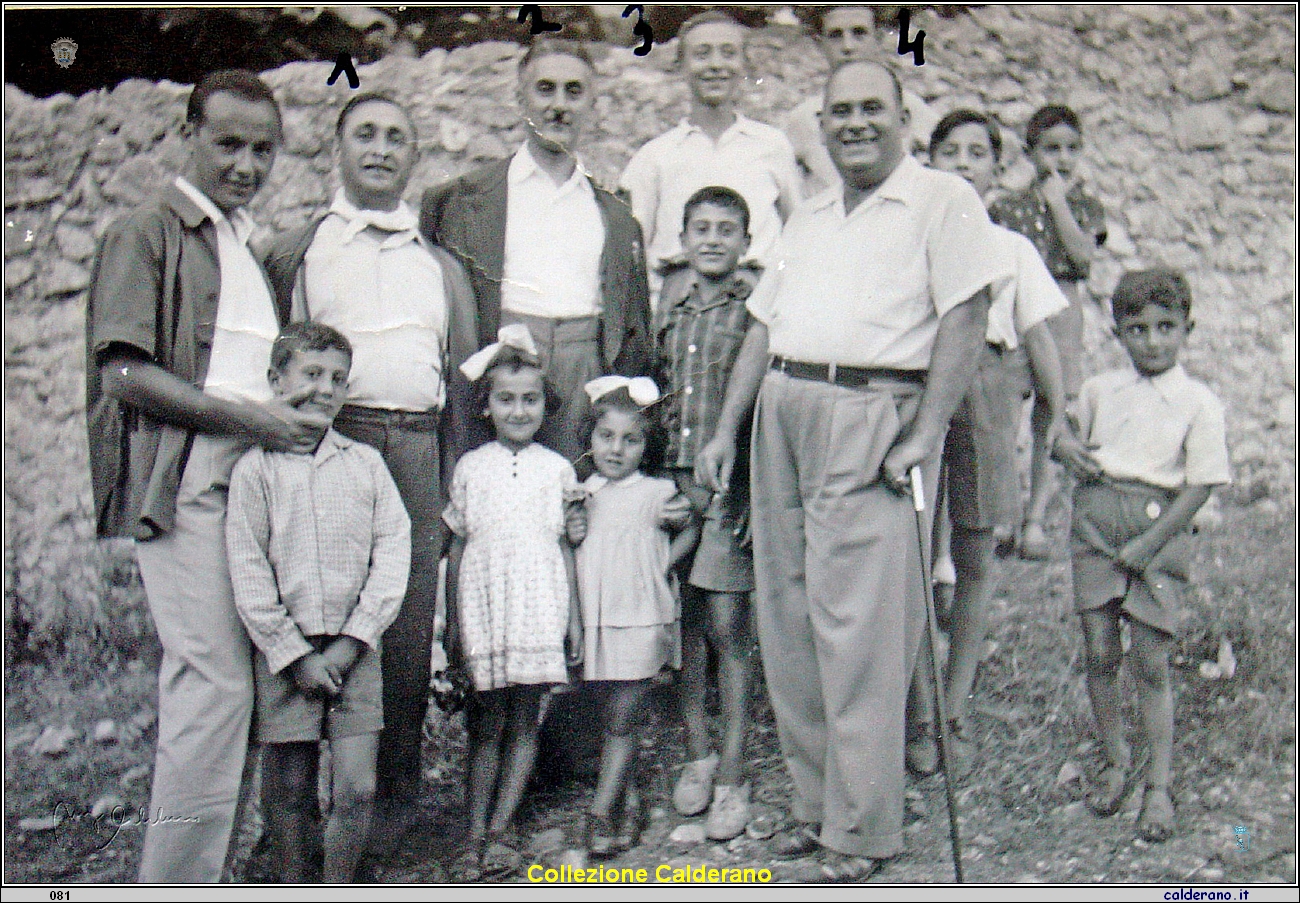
[459,323,540,382]
[583,375,661,407]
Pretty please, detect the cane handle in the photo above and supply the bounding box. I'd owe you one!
[909,465,925,513]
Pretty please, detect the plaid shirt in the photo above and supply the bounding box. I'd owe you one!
[227,429,411,674]
[990,184,1106,283]
[656,265,758,469]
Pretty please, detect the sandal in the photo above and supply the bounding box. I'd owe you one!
[771,821,821,859]
[1085,748,1147,818]
[585,812,619,860]
[481,832,523,878]
[454,837,486,882]
[1137,785,1175,843]
[818,851,883,883]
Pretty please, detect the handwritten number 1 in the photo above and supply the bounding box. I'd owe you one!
[519,5,562,35]
[622,5,655,56]
[327,52,359,88]
[896,9,925,66]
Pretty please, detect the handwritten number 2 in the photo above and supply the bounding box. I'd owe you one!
[622,5,655,56]
[896,9,925,66]
[519,5,562,35]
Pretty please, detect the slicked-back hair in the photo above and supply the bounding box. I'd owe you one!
[682,185,751,235]
[675,8,747,66]
[335,90,411,137]
[929,109,1003,162]
[1111,268,1193,323]
[187,69,281,126]
[1024,104,1082,150]
[517,36,595,75]
[270,321,353,373]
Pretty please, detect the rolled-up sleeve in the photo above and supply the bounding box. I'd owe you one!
[342,452,412,647]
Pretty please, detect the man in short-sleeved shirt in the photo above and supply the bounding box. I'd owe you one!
[699,61,1011,870]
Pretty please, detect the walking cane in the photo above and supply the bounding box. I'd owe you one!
[909,465,965,883]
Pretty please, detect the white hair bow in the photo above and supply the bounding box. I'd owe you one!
[459,324,540,382]
[584,375,661,407]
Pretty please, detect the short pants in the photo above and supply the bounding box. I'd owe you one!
[670,468,754,594]
[253,635,384,743]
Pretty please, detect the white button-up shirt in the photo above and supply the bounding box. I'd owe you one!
[985,225,1070,350]
[501,143,605,320]
[619,114,801,293]
[175,177,278,404]
[296,191,450,411]
[748,156,1012,370]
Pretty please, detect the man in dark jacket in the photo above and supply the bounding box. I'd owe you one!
[420,36,653,466]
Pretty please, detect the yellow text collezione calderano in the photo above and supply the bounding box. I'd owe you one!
[527,863,774,884]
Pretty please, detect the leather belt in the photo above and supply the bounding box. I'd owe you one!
[769,355,926,387]
[337,404,441,432]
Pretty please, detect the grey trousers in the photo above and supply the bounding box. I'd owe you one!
[750,370,940,860]
[135,435,254,883]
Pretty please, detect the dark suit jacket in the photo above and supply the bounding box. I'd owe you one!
[419,157,653,379]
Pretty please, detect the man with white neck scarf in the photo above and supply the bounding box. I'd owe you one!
[263,92,477,853]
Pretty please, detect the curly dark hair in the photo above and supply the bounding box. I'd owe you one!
[469,349,562,425]
[585,387,668,475]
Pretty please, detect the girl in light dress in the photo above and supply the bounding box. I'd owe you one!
[574,376,697,858]
[443,325,582,880]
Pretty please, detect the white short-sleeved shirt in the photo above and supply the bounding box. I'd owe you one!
[986,226,1071,350]
[1076,364,1231,490]
[619,115,800,290]
[746,155,1012,370]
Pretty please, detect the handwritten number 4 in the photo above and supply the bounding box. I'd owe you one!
[896,9,925,66]
[622,5,654,56]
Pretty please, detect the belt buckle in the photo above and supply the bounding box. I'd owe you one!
[827,362,837,384]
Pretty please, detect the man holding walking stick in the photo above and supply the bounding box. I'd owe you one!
[697,59,1009,881]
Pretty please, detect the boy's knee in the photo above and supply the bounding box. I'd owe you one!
[1129,649,1170,690]
[334,771,378,812]
[1084,644,1122,676]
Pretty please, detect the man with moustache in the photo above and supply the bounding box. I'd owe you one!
[262,92,477,848]
[421,37,653,466]
[697,60,1009,879]
[86,69,327,882]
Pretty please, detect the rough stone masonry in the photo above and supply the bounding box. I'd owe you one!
[4,5,1294,652]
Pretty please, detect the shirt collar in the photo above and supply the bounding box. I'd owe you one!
[509,143,593,198]
[673,113,759,145]
[809,155,922,220]
[1146,362,1192,404]
[672,269,755,313]
[173,176,256,245]
[311,428,352,465]
[327,189,420,245]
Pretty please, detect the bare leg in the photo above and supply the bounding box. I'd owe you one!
[591,681,653,819]
[1081,607,1130,770]
[678,586,713,764]
[708,591,754,786]
[465,691,509,844]
[486,685,546,836]
[944,526,998,723]
[1129,621,1174,790]
[262,742,319,883]
[1022,396,1056,558]
[323,733,379,883]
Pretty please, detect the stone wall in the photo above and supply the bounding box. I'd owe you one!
[5,5,1295,655]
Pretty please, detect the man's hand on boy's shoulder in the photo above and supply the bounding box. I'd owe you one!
[290,653,341,698]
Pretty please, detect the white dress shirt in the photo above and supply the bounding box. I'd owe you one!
[175,177,278,404]
[501,143,605,320]
[296,190,450,411]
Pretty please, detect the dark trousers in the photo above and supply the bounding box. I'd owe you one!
[333,405,445,800]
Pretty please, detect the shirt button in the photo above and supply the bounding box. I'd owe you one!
[685,386,693,395]
[682,428,691,437]
[688,344,697,353]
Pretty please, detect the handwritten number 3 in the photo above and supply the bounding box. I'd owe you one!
[622,5,655,56]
